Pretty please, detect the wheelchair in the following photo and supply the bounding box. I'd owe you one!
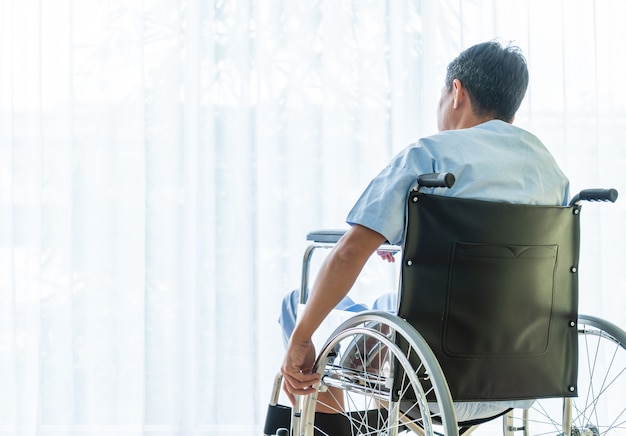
[264,173,624,436]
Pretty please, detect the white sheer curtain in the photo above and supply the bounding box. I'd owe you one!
[0,1,624,435]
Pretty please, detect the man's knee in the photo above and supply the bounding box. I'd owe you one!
[278,289,300,347]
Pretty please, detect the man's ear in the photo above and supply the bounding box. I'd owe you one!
[452,79,465,109]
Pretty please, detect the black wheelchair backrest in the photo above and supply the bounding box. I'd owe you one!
[398,188,581,401]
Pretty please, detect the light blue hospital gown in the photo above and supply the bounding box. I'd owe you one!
[280,119,570,421]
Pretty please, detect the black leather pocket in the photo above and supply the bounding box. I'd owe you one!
[443,242,558,358]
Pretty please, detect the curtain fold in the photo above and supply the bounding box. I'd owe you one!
[1,0,625,434]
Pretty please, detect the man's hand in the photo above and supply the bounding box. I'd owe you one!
[377,250,397,263]
[281,337,320,405]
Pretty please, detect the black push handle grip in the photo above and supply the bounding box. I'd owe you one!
[417,172,456,188]
[570,188,618,205]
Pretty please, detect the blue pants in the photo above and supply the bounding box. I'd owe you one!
[278,289,397,347]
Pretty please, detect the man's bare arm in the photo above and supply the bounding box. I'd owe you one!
[281,224,386,401]
[291,224,386,341]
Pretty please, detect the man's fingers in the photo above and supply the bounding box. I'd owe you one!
[282,371,320,389]
[281,371,320,398]
[284,379,317,394]
[376,250,396,263]
[281,337,319,399]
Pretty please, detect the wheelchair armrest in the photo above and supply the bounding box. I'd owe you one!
[306,229,397,249]
[306,229,347,243]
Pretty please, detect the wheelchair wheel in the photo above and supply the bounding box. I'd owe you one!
[299,311,458,436]
[504,315,626,435]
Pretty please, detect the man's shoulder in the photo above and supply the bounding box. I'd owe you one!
[419,120,541,148]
